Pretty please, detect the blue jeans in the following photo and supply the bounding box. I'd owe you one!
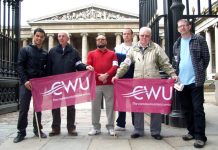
[176,83,207,142]
[116,112,134,128]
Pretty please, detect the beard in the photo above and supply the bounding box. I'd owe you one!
[97,45,106,48]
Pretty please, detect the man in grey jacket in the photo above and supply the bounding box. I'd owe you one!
[112,26,177,140]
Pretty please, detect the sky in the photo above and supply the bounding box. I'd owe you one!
[20,0,139,26]
[20,0,214,26]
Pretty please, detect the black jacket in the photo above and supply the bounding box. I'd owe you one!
[17,44,48,84]
[47,44,87,75]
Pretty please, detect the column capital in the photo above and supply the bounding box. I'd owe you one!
[133,32,139,36]
[47,33,55,37]
[21,38,28,41]
[204,28,210,33]
[213,22,218,28]
[97,32,105,36]
[80,32,88,37]
[114,32,122,36]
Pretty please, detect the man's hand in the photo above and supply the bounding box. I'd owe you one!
[111,76,119,84]
[98,73,109,83]
[171,75,179,82]
[86,65,94,71]
[24,81,32,90]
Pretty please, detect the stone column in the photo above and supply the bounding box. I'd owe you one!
[133,33,138,45]
[22,39,28,47]
[47,33,54,51]
[214,23,218,72]
[115,32,122,46]
[205,28,212,75]
[68,33,72,44]
[81,33,88,63]
[215,73,218,105]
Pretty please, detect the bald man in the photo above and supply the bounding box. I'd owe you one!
[47,31,93,136]
[112,27,177,140]
[87,35,118,136]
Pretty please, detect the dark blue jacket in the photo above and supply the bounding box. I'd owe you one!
[17,44,48,84]
[47,44,86,75]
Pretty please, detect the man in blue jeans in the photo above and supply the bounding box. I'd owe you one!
[114,28,135,131]
[173,19,209,148]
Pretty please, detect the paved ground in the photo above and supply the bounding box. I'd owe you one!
[0,92,217,150]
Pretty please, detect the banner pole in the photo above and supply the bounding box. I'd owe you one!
[34,112,41,140]
[114,110,117,138]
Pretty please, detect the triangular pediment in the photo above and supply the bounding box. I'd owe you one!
[28,4,139,23]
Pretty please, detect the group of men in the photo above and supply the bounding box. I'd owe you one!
[14,19,209,148]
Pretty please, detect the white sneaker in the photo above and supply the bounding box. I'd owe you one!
[115,126,126,131]
[88,128,101,136]
[108,129,116,136]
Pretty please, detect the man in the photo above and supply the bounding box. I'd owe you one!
[47,31,93,137]
[114,28,135,131]
[173,19,209,148]
[112,27,177,140]
[87,34,118,136]
[14,28,48,143]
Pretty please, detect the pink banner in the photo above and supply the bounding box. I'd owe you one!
[114,78,174,114]
[30,71,96,112]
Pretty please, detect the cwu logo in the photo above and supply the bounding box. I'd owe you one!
[122,85,173,100]
[41,77,90,96]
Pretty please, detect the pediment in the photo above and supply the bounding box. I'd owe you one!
[28,4,139,23]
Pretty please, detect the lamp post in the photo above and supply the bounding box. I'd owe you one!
[168,0,186,128]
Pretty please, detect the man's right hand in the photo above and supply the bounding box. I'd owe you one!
[24,81,32,90]
[111,76,119,84]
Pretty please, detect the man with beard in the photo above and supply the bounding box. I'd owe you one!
[87,34,118,136]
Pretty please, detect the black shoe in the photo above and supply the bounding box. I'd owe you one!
[34,131,47,138]
[49,129,60,137]
[13,134,25,143]
[68,129,78,136]
[151,134,163,140]
[194,140,205,148]
[131,133,141,139]
[182,134,194,141]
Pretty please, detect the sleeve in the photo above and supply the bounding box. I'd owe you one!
[17,47,28,84]
[87,51,98,77]
[199,36,210,70]
[115,49,133,78]
[74,50,87,71]
[105,52,118,77]
[157,45,176,77]
[46,50,53,76]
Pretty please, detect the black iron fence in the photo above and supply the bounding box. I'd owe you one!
[0,0,22,114]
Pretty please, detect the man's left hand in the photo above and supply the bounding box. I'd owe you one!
[86,65,94,71]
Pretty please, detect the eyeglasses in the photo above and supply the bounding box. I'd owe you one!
[96,39,106,41]
[178,24,189,28]
[139,34,150,38]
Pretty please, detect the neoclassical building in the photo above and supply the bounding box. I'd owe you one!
[195,16,218,79]
[20,3,218,78]
[20,4,139,62]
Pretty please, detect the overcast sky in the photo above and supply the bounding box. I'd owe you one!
[20,0,214,26]
[21,0,139,26]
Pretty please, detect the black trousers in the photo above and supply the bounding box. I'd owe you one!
[176,84,207,142]
[116,112,134,128]
[17,85,42,136]
[51,105,76,130]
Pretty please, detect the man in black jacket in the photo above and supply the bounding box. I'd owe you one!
[47,31,93,136]
[14,28,48,143]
